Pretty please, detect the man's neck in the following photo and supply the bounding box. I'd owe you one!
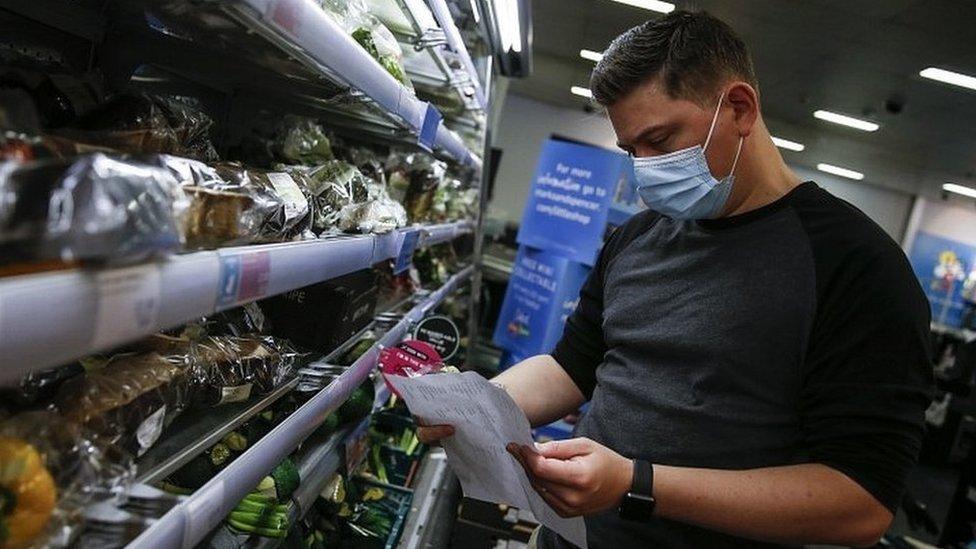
[722,133,802,218]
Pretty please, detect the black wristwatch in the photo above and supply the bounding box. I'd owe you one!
[618,459,656,521]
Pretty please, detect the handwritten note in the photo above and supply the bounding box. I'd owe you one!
[385,371,587,548]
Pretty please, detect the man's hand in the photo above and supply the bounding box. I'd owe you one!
[506,437,632,517]
[416,423,454,445]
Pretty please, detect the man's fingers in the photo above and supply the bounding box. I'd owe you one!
[518,445,583,486]
[416,425,454,444]
[536,438,592,459]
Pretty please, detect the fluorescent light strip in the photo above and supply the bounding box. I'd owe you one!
[817,163,864,181]
[813,110,879,132]
[920,67,976,92]
[469,0,481,24]
[943,183,976,199]
[771,136,805,152]
[610,0,675,13]
[571,86,593,99]
[580,49,604,63]
[494,0,522,53]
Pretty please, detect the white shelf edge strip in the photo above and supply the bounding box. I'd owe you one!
[126,266,472,549]
[0,221,472,384]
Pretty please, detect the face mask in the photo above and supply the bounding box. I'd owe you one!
[632,92,744,220]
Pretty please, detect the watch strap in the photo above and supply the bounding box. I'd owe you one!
[632,459,654,496]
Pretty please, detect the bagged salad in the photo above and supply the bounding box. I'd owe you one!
[320,0,413,90]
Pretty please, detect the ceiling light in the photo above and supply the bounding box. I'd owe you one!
[813,110,879,132]
[494,0,522,53]
[943,183,976,199]
[468,0,481,24]
[817,163,864,181]
[610,0,675,13]
[771,136,805,152]
[580,49,604,63]
[920,67,976,92]
[571,86,593,99]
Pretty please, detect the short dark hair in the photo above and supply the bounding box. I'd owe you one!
[591,10,757,106]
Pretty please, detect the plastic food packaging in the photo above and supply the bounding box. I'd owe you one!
[320,0,413,90]
[149,156,311,249]
[57,93,219,161]
[274,116,334,165]
[0,154,188,270]
[0,411,133,548]
[295,160,371,234]
[384,151,447,223]
[55,352,193,458]
[136,333,298,405]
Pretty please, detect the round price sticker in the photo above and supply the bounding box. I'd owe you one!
[413,315,461,360]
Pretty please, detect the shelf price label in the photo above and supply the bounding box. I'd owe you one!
[418,102,442,152]
[216,251,271,310]
[92,264,162,350]
[394,229,421,275]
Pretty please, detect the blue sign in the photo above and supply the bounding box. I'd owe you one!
[492,246,591,358]
[215,255,242,309]
[516,139,625,265]
[908,231,976,327]
[417,103,442,152]
[394,230,421,275]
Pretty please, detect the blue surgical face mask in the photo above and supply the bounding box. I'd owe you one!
[632,92,744,220]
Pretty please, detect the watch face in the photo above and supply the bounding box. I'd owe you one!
[619,492,656,522]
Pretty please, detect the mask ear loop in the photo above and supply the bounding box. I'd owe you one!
[727,136,744,179]
[702,91,726,152]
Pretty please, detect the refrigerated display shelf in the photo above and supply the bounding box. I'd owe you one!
[127,266,473,548]
[0,221,471,384]
[220,0,482,168]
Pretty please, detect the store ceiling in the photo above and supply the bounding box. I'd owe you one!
[509,0,976,198]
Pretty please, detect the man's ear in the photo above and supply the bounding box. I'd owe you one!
[726,82,759,138]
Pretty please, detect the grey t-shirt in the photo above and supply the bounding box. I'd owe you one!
[541,182,932,548]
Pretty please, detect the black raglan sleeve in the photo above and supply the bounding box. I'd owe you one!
[797,201,934,513]
[550,212,656,399]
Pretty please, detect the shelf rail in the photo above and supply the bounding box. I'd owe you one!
[0,221,471,385]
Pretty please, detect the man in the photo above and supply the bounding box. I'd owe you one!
[421,10,933,548]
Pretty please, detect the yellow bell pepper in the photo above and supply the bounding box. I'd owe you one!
[0,437,57,548]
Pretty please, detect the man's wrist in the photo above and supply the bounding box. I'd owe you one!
[618,459,657,521]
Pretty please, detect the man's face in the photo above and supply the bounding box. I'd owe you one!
[608,79,740,180]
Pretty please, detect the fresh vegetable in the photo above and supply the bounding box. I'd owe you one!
[222,431,248,452]
[227,517,288,538]
[168,453,214,490]
[256,458,300,501]
[210,443,232,468]
[337,384,373,424]
[0,437,57,548]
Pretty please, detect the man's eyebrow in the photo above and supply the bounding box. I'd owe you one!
[617,124,667,149]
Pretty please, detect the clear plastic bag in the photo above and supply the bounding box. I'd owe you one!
[57,93,219,161]
[297,160,373,234]
[274,116,335,165]
[55,352,193,458]
[160,159,312,249]
[0,411,134,548]
[320,0,413,90]
[0,153,188,268]
[384,150,447,223]
[137,333,299,405]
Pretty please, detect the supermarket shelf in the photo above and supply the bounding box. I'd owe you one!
[0,221,471,385]
[128,266,473,549]
[425,0,486,110]
[397,449,458,549]
[136,378,299,485]
[221,0,481,167]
